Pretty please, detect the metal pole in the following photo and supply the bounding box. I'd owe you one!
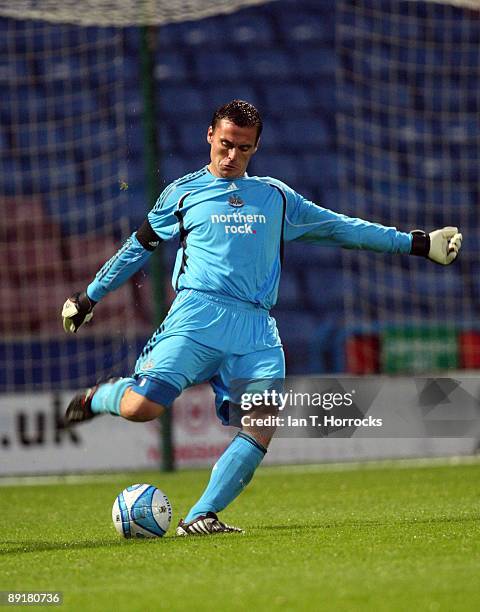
[139,24,174,472]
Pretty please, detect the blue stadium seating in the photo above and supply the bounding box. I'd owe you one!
[295,48,338,77]
[202,85,260,113]
[0,127,6,153]
[0,58,29,84]
[302,153,345,187]
[276,269,301,309]
[1,0,479,389]
[194,50,243,80]
[161,154,207,183]
[252,154,301,187]
[177,120,211,154]
[262,84,313,114]
[276,10,334,44]
[0,160,21,195]
[245,49,295,79]
[224,14,275,46]
[253,121,280,150]
[125,125,146,159]
[157,85,205,116]
[155,52,188,81]
[283,118,330,148]
[124,88,144,121]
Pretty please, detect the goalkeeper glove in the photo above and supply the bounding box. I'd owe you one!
[62,291,96,333]
[410,226,462,265]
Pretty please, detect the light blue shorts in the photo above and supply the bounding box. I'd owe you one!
[133,289,285,424]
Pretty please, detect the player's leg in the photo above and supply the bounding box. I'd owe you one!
[177,346,284,535]
[64,377,165,424]
[65,333,222,425]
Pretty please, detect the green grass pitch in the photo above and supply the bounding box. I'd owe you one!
[1,459,479,611]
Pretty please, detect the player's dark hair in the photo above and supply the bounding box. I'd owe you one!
[211,100,263,143]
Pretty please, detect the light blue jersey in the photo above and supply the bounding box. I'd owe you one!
[87,166,412,309]
[85,166,414,410]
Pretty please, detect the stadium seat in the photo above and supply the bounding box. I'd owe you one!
[35,158,78,193]
[6,222,64,283]
[446,117,479,144]
[323,189,361,216]
[14,125,65,154]
[81,157,121,189]
[304,268,344,312]
[294,48,338,77]
[154,52,188,81]
[0,58,28,84]
[223,14,275,45]
[253,121,280,150]
[124,159,147,191]
[286,242,340,268]
[36,55,84,87]
[162,154,207,182]
[202,85,259,111]
[0,284,42,334]
[310,78,337,112]
[274,310,324,374]
[23,282,73,334]
[0,127,7,153]
[74,121,120,157]
[194,50,243,80]
[45,194,111,235]
[157,86,205,117]
[122,25,140,54]
[35,280,140,334]
[125,124,147,158]
[276,10,333,44]
[177,119,211,154]
[0,160,24,196]
[262,84,313,114]
[65,235,121,283]
[360,152,400,180]
[124,89,144,127]
[276,269,301,309]
[302,153,346,187]
[284,118,330,148]
[173,19,220,47]
[252,154,301,187]
[0,197,46,227]
[245,49,294,79]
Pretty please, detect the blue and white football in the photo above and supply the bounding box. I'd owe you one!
[112,484,172,538]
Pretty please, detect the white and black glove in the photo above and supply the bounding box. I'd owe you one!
[410,227,462,265]
[62,291,96,333]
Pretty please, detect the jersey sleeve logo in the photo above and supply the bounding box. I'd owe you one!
[228,195,244,208]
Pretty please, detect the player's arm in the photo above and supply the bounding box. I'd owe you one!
[62,222,159,333]
[62,185,181,333]
[283,192,462,264]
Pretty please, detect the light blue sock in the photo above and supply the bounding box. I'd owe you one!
[184,432,266,522]
[90,378,136,416]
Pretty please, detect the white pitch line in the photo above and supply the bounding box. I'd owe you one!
[257,454,480,476]
[0,455,479,487]
[0,473,136,488]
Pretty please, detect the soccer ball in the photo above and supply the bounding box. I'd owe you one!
[112,483,172,538]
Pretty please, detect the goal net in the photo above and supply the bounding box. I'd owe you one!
[0,0,274,392]
[337,0,480,373]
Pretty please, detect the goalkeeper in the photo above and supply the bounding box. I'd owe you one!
[62,100,462,536]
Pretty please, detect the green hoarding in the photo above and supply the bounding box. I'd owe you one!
[382,327,458,374]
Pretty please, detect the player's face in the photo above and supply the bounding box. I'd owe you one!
[207,119,259,179]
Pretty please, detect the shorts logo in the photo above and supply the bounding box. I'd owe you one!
[228,195,244,208]
[211,212,266,235]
